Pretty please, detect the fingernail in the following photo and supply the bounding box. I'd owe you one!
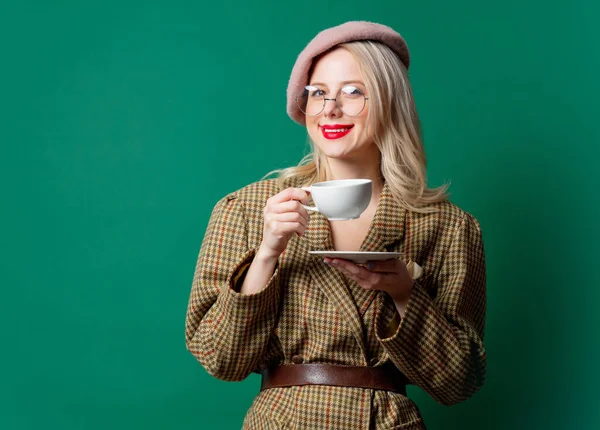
[331,260,339,266]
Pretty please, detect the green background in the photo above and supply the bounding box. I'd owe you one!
[1,0,598,429]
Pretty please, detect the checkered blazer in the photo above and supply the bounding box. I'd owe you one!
[185,175,486,429]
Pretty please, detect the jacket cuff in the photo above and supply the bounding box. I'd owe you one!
[376,280,430,348]
[216,249,281,320]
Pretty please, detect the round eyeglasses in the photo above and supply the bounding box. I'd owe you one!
[295,85,369,117]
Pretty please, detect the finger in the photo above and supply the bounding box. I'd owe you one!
[270,212,308,229]
[270,200,308,216]
[268,201,310,226]
[268,221,306,237]
[269,188,310,205]
[330,259,374,282]
[365,259,403,273]
[332,264,379,289]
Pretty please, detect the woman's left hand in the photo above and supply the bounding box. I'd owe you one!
[324,258,414,305]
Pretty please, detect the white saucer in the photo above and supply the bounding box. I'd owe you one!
[309,251,402,264]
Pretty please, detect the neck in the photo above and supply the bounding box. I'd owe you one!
[324,157,384,201]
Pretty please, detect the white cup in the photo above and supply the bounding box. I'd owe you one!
[301,179,372,221]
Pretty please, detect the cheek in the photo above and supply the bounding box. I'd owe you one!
[357,114,375,141]
[305,119,320,140]
[305,116,318,128]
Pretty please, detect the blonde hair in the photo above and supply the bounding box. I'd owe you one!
[266,40,449,213]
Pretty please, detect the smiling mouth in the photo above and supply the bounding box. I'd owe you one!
[320,125,354,140]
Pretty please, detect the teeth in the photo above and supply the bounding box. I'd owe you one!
[324,128,350,133]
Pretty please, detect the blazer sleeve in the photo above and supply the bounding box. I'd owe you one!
[185,193,281,381]
[376,212,487,406]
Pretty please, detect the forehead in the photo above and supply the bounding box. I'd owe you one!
[309,47,363,85]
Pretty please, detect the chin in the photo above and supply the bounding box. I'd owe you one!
[314,142,347,156]
[319,139,371,158]
[321,148,359,161]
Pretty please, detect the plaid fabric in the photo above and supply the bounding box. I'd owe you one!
[185,175,486,429]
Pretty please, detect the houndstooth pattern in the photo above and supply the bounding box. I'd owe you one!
[186,175,486,429]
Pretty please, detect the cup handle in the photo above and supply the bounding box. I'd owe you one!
[301,186,319,212]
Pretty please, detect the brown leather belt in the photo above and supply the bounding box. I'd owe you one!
[260,363,409,395]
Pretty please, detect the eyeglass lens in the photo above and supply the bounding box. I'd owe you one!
[296,85,367,116]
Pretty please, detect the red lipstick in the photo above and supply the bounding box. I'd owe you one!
[320,124,354,140]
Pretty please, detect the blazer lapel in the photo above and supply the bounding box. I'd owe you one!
[360,182,406,254]
[346,182,407,317]
[304,182,407,361]
[305,211,368,360]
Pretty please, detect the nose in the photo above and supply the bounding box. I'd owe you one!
[322,98,342,118]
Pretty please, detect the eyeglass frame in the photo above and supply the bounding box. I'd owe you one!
[295,85,370,117]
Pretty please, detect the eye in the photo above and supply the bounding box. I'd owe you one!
[305,85,325,98]
[341,85,364,98]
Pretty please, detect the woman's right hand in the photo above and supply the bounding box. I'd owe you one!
[257,188,310,261]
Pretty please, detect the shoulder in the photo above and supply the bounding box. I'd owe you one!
[210,178,295,242]
[220,175,310,204]
[409,199,482,237]
[223,178,280,205]
[211,178,283,223]
[404,200,484,270]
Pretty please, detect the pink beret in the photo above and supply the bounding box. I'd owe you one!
[287,21,410,125]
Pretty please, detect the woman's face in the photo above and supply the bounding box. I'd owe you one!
[305,47,376,162]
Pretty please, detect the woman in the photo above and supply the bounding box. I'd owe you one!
[185,21,486,429]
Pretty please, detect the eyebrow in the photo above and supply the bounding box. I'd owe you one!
[309,80,365,87]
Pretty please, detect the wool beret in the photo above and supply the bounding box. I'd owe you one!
[287,21,410,125]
